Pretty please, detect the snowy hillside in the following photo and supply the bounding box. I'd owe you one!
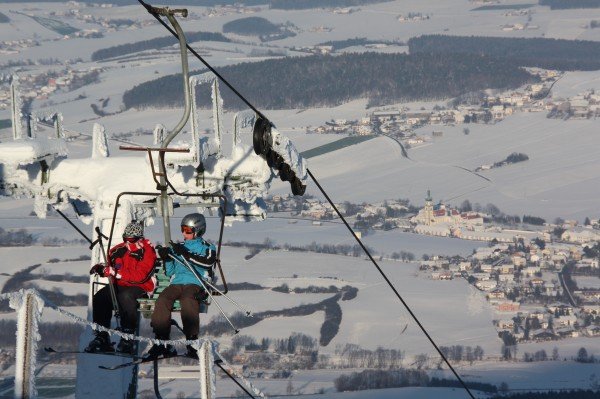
[1,0,600,398]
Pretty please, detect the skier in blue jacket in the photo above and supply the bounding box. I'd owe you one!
[148,213,216,358]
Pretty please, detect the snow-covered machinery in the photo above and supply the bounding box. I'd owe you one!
[0,5,306,398]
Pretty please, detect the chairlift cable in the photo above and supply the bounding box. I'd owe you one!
[135,2,476,397]
[306,168,476,399]
[215,360,256,399]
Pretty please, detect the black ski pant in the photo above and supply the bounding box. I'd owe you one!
[151,284,202,339]
[93,284,145,331]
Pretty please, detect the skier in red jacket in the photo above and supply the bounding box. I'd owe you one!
[85,221,157,354]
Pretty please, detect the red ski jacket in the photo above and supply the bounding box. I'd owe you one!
[108,238,157,294]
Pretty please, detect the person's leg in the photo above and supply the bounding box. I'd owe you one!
[180,285,202,358]
[115,286,145,354]
[148,285,181,357]
[180,285,201,339]
[151,285,181,339]
[92,285,113,328]
[117,286,145,331]
[85,286,114,352]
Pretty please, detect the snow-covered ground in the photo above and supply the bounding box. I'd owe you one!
[1,1,600,398]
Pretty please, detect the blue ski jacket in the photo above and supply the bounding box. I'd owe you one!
[164,238,217,287]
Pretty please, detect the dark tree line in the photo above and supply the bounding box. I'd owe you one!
[270,0,391,9]
[225,239,374,258]
[493,390,600,399]
[91,31,230,61]
[0,0,391,8]
[0,227,35,246]
[223,17,281,36]
[334,369,498,392]
[505,152,529,164]
[539,0,600,9]
[523,215,546,226]
[439,345,484,363]
[335,369,429,391]
[0,320,82,351]
[122,52,535,110]
[335,344,405,369]
[409,35,600,71]
[318,37,401,52]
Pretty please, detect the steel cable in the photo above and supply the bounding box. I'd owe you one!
[137,3,476,397]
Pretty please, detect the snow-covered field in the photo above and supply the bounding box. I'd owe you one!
[1,1,600,398]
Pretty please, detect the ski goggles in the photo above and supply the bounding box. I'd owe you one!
[123,236,140,243]
[181,225,195,234]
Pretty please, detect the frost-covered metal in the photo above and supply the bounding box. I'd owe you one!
[10,76,23,141]
[10,289,44,399]
[92,123,109,158]
[199,340,216,399]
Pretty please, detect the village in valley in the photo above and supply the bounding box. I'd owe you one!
[307,68,600,149]
[265,192,600,358]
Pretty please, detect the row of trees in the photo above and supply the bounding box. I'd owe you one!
[223,17,282,36]
[335,344,406,369]
[0,0,391,7]
[439,345,484,363]
[227,239,375,258]
[270,0,391,9]
[91,31,230,61]
[0,320,82,351]
[539,0,600,9]
[334,369,498,393]
[0,227,35,246]
[123,52,534,110]
[409,35,600,71]
[318,37,401,51]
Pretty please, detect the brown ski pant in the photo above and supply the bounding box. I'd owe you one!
[151,284,202,339]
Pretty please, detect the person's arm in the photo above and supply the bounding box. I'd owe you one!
[108,243,128,267]
[118,240,157,284]
[171,241,215,269]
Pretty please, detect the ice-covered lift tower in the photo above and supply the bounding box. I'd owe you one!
[0,19,307,394]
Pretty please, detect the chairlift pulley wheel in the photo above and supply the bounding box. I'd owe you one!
[252,117,271,157]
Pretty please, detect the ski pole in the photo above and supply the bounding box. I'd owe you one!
[168,254,240,334]
[200,276,252,317]
[52,206,121,329]
[95,226,121,329]
[53,207,93,246]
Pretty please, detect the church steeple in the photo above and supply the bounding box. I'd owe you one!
[424,189,434,225]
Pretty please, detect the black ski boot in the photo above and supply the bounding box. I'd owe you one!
[146,335,177,359]
[116,329,136,355]
[186,335,199,359]
[84,331,113,353]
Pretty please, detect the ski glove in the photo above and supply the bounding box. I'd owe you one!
[111,246,127,260]
[171,242,189,257]
[129,248,144,261]
[156,245,170,260]
[89,263,105,275]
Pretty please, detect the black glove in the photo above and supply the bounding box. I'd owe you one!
[110,246,127,262]
[170,242,189,257]
[89,263,105,275]
[156,245,170,260]
[129,248,144,260]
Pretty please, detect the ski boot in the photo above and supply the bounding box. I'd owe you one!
[84,331,114,353]
[186,335,199,359]
[116,329,136,355]
[146,335,177,359]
